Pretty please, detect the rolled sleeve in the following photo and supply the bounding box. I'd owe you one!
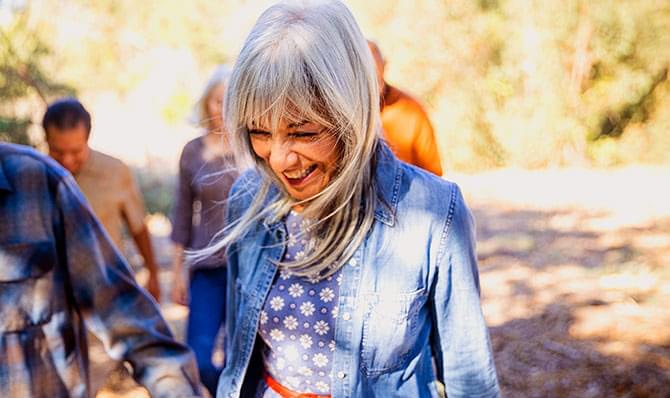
[54,175,202,397]
[430,184,499,397]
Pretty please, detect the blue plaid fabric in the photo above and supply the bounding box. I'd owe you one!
[0,143,201,398]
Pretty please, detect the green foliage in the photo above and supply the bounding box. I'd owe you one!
[2,0,669,169]
[1,8,75,145]
[132,165,176,216]
[0,117,31,145]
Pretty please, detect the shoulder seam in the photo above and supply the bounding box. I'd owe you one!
[435,183,458,269]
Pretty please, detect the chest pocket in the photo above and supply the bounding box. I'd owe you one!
[360,287,428,375]
[0,241,56,332]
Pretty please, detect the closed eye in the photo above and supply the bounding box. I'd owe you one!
[249,129,271,139]
[289,131,321,140]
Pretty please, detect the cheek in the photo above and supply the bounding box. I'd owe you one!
[250,139,270,161]
[314,139,340,173]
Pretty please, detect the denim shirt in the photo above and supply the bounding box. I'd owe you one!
[217,143,500,398]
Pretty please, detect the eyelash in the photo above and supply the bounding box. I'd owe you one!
[248,130,321,140]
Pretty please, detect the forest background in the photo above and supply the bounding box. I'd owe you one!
[3,1,670,397]
[3,0,670,185]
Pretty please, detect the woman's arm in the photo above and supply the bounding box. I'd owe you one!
[430,184,499,398]
[170,145,195,305]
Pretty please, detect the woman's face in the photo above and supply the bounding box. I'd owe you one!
[205,83,226,131]
[249,120,340,201]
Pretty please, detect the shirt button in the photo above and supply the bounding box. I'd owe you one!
[337,371,346,379]
[342,313,351,321]
[349,258,358,267]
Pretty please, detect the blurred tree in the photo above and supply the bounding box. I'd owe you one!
[0,7,74,145]
[3,0,669,168]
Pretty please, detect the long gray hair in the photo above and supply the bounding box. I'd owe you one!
[198,0,381,278]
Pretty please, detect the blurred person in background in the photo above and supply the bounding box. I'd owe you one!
[368,40,443,176]
[43,98,161,301]
[197,1,499,397]
[0,142,202,398]
[170,65,240,396]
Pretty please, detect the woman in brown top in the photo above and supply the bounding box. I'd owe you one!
[170,65,240,396]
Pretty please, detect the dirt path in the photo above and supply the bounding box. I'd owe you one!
[92,167,670,397]
[456,167,670,397]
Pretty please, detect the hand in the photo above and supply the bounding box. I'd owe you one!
[171,267,189,306]
[146,269,162,303]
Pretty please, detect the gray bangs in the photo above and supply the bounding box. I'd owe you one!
[235,38,335,133]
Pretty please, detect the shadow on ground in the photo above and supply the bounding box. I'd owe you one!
[473,205,670,397]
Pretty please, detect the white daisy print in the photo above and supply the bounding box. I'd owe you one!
[279,270,292,280]
[288,283,304,298]
[329,340,336,352]
[313,320,330,335]
[315,381,329,393]
[284,345,299,362]
[287,233,298,247]
[259,311,268,325]
[270,296,285,311]
[286,376,301,389]
[283,315,298,330]
[298,366,313,377]
[300,301,315,317]
[299,334,313,349]
[270,329,285,342]
[320,287,335,302]
[294,250,306,261]
[331,306,339,318]
[312,353,328,367]
[336,273,343,286]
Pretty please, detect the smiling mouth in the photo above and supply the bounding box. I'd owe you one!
[283,164,318,187]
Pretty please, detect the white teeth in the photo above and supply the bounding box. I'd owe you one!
[284,165,315,179]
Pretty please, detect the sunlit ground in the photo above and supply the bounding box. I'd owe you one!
[90,166,670,397]
[455,166,670,397]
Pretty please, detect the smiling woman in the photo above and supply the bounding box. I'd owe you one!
[248,121,339,202]
[196,1,500,397]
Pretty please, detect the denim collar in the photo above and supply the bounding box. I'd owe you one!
[372,141,401,227]
[0,158,13,192]
[261,140,401,232]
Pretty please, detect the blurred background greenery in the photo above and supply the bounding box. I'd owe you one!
[3,2,669,396]
[2,0,669,173]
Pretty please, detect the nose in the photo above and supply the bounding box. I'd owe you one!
[268,138,299,171]
[61,154,77,171]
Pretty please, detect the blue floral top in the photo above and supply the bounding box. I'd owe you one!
[258,210,343,395]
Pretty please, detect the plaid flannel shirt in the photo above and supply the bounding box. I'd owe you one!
[0,143,202,397]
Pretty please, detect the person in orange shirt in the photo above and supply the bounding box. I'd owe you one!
[368,41,443,176]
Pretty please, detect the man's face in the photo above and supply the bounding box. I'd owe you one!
[46,123,90,175]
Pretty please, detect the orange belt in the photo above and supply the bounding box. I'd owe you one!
[264,372,331,398]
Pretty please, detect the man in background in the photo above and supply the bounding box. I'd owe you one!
[43,98,160,301]
[368,40,443,176]
[0,142,201,397]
